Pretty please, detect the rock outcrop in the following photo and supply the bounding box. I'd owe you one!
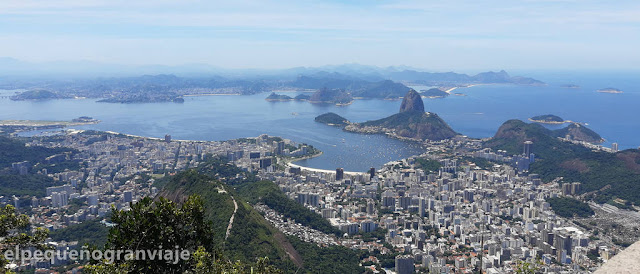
[399,89,424,113]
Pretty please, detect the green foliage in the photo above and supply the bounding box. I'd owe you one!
[514,259,542,274]
[0,135,75,168]
[157,168,297,271]
[49,219,110,247]
[236,180,342,236]
[197,157,341,236]
[459,156,495,170]
[414,158,442,173]
[189,247,282,274]
[0,173,61,197]
[1,205,49,270]
[358,228,387,242]
[530,114,564,123]
[155,170,234,245]
[547,197,594,218]
[86,196,282,274]
[287,236,365,274]
[0,136,80,197]
[100,195,215,272]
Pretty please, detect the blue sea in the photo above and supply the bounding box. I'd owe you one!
[1,71,638,171]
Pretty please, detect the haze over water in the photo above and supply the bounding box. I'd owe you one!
[1,71,638,171]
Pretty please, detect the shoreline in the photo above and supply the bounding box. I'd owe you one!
[286,161,365,175]
[182,93,242,97]
[528,118,570,125]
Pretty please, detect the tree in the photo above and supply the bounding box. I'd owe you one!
[0,204,49,271]
[514,259,541,274]
[86,195,281,273]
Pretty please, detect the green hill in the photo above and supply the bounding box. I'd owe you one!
[315,112,349,126]
[486,119,640,205]
[0,136,78,197]
[157,169,301,269]
[153,158,363,272]
[553,123,604,144]
[309,88,352,104]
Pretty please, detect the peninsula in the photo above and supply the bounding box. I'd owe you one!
[344,89,458,141]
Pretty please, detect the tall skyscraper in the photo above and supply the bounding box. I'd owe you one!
[612,142,619,152]
[336,168,344,181]
[395,255,415,274]
[369,167,376,179]
[164,134,171,143]
[275,141,285,155]
[523,141,533,156]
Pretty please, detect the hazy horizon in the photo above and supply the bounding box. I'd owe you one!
[2,0,639,71]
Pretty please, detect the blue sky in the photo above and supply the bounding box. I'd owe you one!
[1,0,639,70]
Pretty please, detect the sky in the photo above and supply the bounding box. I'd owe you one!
[1,0,639,71]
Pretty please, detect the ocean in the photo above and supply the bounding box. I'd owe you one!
[1,71,638,171]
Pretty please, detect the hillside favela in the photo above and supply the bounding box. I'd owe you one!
[1,1,639,273]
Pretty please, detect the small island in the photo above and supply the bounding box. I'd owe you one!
[314,112,349,127]
[265,92,294,101]
[529,114,567,124]
[421,88,449,98]
[561,84,580,89]
[597,88,623,94]
[265,92,311,102]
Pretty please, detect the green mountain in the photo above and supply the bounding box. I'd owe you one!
[309,88,353,104]
[553,123,604,144]
[151,157,363,272]
[486,119,640,205]
[157,169,301,269]
[315,112,349,126]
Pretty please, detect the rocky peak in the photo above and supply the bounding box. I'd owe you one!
[399,89,424,113]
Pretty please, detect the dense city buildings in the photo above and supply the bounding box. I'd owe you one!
[1,130,637,272]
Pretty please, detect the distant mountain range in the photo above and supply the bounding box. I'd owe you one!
[0,58,545,102]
